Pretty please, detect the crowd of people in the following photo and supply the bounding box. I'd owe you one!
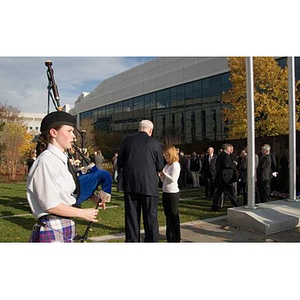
[26,113,290,243]
[177,143,288,209]
[114,121,288,242]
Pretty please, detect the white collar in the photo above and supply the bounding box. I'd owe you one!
[47,143,68,164]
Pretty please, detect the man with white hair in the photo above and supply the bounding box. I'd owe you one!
[118,119,165,242]
[200,147,217,198]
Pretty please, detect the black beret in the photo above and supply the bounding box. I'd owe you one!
[41,111,76,133]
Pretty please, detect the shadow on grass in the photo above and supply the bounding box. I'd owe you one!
[0,196,32,215]
[0,215,35,233]
[75,218,125,232]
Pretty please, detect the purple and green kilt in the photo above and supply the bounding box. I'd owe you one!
[29,215,75,243]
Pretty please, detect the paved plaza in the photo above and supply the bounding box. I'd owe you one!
[90,215,300,243]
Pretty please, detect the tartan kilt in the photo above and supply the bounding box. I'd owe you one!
[29,215,76,243]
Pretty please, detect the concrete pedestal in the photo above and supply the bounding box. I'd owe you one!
[227,200,300,235]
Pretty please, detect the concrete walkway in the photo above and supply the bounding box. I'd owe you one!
[89,214,300,243]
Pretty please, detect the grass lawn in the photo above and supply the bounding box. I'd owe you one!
[0,181,232,242]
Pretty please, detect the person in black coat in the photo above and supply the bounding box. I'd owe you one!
[178,150,187,188]
[237,149,248,205]
[212,143,240,211]
[257,144,273,203]
[200,147,217,198]
[117,120,165,242]
[279,149,289,192]
[190,151,201,188]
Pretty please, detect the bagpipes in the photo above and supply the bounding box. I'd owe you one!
[45,60,112,242]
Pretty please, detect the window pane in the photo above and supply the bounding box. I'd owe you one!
[211,75,220,87]
[220,72,230,85]
[202,77,211,89]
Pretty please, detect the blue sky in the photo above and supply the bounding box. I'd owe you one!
[1,2,297,116]
[0,57,156,114]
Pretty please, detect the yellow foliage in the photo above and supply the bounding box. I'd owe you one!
[0,122,33,179]
[222,57,300,139]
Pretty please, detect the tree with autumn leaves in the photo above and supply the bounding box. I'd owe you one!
[222,57,300,139]
[0,104,33,180]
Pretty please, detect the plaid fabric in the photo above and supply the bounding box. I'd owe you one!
[29,216,75,243]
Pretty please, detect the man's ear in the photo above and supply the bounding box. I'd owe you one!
[149,128,153,136]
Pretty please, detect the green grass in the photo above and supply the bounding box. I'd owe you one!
[0,181,231,242]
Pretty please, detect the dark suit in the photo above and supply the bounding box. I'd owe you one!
[212,151,239,211]
[117,131,164,242]
[178,154,187,188]
[200,154,216,198]
[257,154,272,202]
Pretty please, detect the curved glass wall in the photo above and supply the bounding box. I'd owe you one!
[80,71,231,144]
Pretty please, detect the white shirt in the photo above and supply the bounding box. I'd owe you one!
[27,143,76,219]
[160,161,180,193]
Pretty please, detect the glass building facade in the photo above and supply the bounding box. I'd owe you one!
[80,71,231,144]
[79,57,299,145]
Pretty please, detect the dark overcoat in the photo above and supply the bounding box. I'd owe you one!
[117,131,165,197]
[215,151,236,184]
